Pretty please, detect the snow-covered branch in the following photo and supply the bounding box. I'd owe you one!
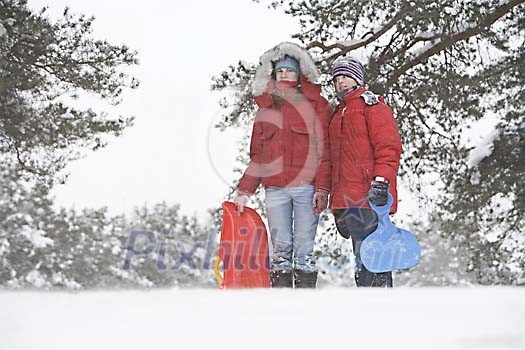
[306,9,406,61]
[388,0,524,84]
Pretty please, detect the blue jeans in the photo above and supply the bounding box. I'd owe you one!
[265,185,319,272]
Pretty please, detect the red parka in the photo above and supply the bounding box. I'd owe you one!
[329,87,402,213]
[238,77,331,194]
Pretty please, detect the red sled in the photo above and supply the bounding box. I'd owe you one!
[213,201,270,288]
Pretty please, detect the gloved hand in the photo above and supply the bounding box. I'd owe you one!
[235,191,250,214]
[312,189,329,214]
[368,180,390,206]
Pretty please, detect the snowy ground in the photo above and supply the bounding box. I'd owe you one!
[2,287,524,350]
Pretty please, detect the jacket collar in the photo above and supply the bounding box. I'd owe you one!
[300,76,322,101]
[342,86,367,104]
[254,74,321,108]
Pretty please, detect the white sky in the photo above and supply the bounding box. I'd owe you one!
[27,0,300,219]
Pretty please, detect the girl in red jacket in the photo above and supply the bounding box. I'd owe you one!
[329,56,402,287]
[235,42,331,288]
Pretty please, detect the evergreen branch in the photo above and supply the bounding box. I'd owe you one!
[398,88,454,142]
[387,0,525,86]
[306,8,406,60]
[6,137,49,178]
[494,211,522,251]
[377,33,449,67]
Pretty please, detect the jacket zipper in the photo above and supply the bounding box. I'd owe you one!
[337,106,347,183]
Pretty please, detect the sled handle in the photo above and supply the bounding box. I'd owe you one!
[368,193,394,217]
[213,257,224,288]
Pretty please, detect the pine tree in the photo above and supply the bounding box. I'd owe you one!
[213,0,525,284]
[0,0,138,186]
[122,202,217,288]
[0,170,215,289]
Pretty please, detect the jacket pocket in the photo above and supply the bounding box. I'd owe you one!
[251,122,279,165]
[290,124,311,167]
[256,123,277,140]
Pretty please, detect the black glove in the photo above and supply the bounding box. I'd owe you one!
[368,180,390,206]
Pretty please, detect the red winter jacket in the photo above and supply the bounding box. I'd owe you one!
[238,77,332,194]
[329,87,402,213]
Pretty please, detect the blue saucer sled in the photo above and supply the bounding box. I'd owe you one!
[360,194,421,273]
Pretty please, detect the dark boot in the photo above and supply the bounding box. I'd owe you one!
[270,270,293,288]
[355,266,392,287]
[333,208,392,288]
[294,269,318,288]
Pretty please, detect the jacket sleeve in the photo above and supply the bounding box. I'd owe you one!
[237,111,265,194]
[313,97,332,192]
[367,102,402,182]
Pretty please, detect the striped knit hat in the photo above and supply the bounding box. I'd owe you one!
[331,56,365,86]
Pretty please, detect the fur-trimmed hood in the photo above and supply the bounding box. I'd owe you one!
[252,42,320,96]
